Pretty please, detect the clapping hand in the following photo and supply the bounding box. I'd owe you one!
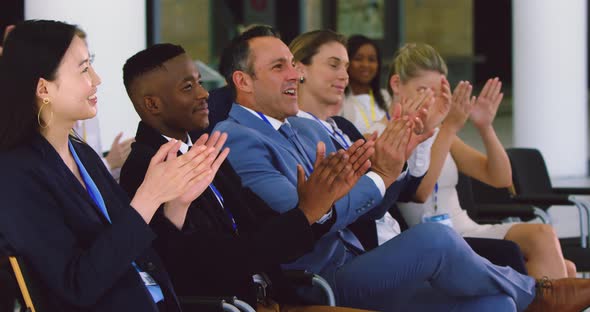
[470,77,503,130]
[297,140,373,224]
[443,80,476,133]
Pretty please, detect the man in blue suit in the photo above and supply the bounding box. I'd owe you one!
[214,25,590,312]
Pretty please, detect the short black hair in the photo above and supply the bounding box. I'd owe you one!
[220,25,280,99]
[122,43,185,97]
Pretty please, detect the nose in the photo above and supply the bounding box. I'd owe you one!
[89,66,101,86]
[197,84,209,100]
[340,67,349,81]
[286,63,299,81]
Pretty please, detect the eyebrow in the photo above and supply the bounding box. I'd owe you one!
[78,58,90,67]
[179,73,201,85]
[268,57,289,65]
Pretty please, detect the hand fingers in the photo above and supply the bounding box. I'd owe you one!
[314,141,326,169]
[296,164,306,190]
[150,139,180,166]
[212,147,230,172]
[491,79,503,103]
[348,140,374,171]
[390,102,402,120]
[121,137,135,146]
[318,150,349,183]
[180,145,210,169]
[479,78,493,99]
[195,133,209,146]
[3,25,15,43]
[112,132,123,145]
[212,132,228,154]
[206,131,221,148]
[413,117,424,135]
[166,140,182,162]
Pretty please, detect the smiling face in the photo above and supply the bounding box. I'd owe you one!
[39,35,101,125]
[348,43,378,87]
[146,53,210,137]
[298,41,349,106]
[244,36,300,121]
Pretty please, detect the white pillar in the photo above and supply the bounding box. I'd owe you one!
[25,0,145,150]
[513,0,588,177]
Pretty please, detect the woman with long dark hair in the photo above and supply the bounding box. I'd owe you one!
[0,20,217,311]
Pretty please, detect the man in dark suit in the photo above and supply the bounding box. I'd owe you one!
[119,43,372,312]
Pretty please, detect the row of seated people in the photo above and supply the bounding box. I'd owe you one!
[0,20,589,312]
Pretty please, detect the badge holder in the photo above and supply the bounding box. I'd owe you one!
[421,183,453,228]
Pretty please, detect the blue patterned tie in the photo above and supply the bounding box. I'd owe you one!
[279,123,314,174]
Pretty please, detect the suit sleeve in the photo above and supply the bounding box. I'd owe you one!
[0,160,156,307]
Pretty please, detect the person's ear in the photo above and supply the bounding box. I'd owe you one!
[389,74,402,96]
[143,96,162,115]
[36,78,51,100]
[233,70,254,94]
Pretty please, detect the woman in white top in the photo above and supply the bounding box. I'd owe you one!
[395,43,576,279]
[340,35,391,136]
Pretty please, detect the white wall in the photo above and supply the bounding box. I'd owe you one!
[26,0,145,151]
[513,0,588,177]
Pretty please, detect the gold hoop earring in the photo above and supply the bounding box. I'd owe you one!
[37,98,53,129]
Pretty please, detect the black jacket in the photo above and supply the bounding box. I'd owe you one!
[0,134,180,312]
[120,121,333,306]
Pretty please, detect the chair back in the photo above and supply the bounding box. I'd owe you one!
[506,148,554,194]
[8,256,51,312]
[456,173,478,220]
[506,148,554,208]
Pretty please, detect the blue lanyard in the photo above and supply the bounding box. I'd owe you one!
[307,113,350,149]
[434,182,438,211]
[256,112,314,174]
[209,183,238,234]
[68,140,164,303]
[386,111,391,121]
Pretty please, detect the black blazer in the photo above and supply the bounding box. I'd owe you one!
[0,134,180,312]
[120,121,331,307]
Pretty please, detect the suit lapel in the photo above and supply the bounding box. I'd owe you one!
[228,104,313,167]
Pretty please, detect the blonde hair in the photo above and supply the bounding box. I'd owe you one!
[388,43,448,95]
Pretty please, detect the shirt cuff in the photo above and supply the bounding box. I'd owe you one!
[366,171,386,197]
[316,208,334,224]
[407,127,439,177]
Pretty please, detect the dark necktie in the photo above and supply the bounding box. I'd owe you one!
[278,123,314,174]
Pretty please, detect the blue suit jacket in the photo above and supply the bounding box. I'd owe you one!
[0,135,180,312]
[214,104,384,273]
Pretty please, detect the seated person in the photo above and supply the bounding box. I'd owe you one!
[119,43,372,312]
[0,20,215,311]
[213,25,590,312]
[72,29,134,181]
[288,29,528,274]
[394,43,576,279]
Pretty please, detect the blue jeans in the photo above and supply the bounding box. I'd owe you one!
[321,223,536,311]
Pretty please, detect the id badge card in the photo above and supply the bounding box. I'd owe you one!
[422,211,453,228]
[139,271,158,286]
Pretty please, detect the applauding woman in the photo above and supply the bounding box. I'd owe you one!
[0,20,218,311]
[395,43,576,279]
